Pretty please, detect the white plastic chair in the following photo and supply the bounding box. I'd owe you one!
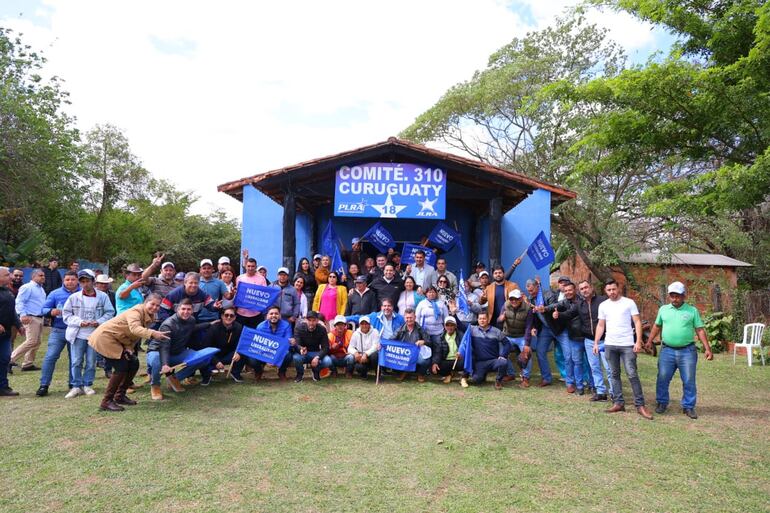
[733,323,766,366]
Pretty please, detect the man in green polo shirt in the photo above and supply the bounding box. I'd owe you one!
[647,281,712,419]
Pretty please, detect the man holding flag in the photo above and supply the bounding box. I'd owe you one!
[457,311,511,390]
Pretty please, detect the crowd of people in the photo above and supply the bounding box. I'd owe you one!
[0,240,712,419]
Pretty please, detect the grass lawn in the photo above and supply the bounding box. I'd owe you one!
[1,333,769,513]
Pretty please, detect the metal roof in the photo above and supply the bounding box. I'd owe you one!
[624,252,752,267]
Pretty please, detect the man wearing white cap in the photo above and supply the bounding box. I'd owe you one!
[328,315,354,377]
[430,316,465,383]
[274,267,301,324]
[347,315,380,379]
[647,281,712,419]
[214,256,231,279]
[198,258,232,323]
[140,253,177,300]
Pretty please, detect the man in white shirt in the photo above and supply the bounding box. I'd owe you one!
[593,279,653,420]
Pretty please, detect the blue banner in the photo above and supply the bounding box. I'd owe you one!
[334,162,446,219]
[400,243,437,266]
[378,339,419,372]
[427,222,461,252]
[458,329,474,375]
[236,326,291,366]
[321,220,338,258]
[526,231,555,270]
[362,222,396,253]
[182,347,220,369]
[457,268,470,315]
[233,282,282,312]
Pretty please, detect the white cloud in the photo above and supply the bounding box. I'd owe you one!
[2,0,668,219]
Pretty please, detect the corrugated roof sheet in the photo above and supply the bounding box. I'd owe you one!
[624,253,752,267]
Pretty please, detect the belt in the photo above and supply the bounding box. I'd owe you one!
[662,342,694,350]
[27,315,43,318]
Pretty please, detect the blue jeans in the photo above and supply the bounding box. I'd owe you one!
[0,332,11,389]
[555,330,579,387]
[293,351,332,378]
[416,356,432,376]
[471,357,507,383]
[329,354,355,373]
[606,345,645,407]
[553,338,566,379]
[533,326,555,383]
[70,338,96,388]
[147,349,213,385]
[584,338,613,396]
[506,337,533,379]
[656,344,698,409]
[569,338,585,390]
[40,328,74,387]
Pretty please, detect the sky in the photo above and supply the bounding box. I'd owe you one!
[0,0,672,220]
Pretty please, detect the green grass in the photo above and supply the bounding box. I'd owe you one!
[2,334,769,513]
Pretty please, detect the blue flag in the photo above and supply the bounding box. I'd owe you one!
[321,220,338,258]
[331,244,347,276]
[527,231,555,269]
[457,268,470,315]
[362,222,396,254]
[458,328,473,375]
[233,282,282,312]
[378,339,419,372]
[181,347,220,369]
[236,326,291,366]
[427,222,462,252]
[401,243,437,266]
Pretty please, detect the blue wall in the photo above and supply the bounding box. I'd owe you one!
[503,189,551,287]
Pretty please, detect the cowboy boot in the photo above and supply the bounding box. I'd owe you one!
[100,372,125,412]
[115,371,137,406]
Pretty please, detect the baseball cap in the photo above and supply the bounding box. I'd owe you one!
[355,275,367,284]
[358,315,370,324]
[313,254,322,260]
[95,274,113,284]
[306,310,319,319]
[557,275,571,283]
[444,316,457,325]
[77,269,95,280]
[333,315,347,326]
[352,237,360,244]
[277,267,289,275]
[218,256,230,265]
[174,272,186,281]
[474,261,485,268]
[667,281,686,295]
[508,289,523,299]
[479,271,489,278]
[200,259,213,267]
[257,265,266,272]
[161,261,175,269]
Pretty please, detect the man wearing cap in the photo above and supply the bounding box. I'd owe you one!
[10,269,47,371]
[43,257,63,295]
[468,261,487,290]
[34,271,79,394]
[214,256,231,279]
[500,288,534,387]
[198,259,232,323]
[292,311,331,382]
[328,315,354,377]
[457,311,511,390]
[347,315,380,378]
[140,253,177,300]
[0,266,23,396]
[346,298,405,341]
[116,264,146,314]
[431,316,465,383]
[61,270,115,398]
[312,254,322,272]
[345,275,376,317]
[274,267,301,324]
[594,279,653,420]
[235,257,268,328]
[647,281,712,419]
[369,264,404,310]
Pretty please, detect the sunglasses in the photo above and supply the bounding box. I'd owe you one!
[223,313,236,318]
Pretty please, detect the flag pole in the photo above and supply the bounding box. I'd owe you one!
[375,361,381,385]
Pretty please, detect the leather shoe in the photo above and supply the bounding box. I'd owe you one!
[590,393,608,402]
[538,380,552,387]
[21,365,41,371]
[577,388,585,396]
[35,385,49,397]
[115,395,137,406]
[502,375,516,382]
[682,408,698,419]
[566,385,576,394]
[99,400,125,412]
[637,405,654,420]
[397,372,407,382]
[0,387,19,397]
[519,377,530,388]
[655,403,667,414]
[417,375,426,383]
[494,379,503,390]
[605,403,625,413]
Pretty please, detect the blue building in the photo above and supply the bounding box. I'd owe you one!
[217,137,574,284]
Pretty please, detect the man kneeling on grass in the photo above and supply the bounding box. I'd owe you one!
[457,311,510,390]
[292,310,331,383]
[347,315,380,379]
[328,315,355,377]
[231,305,294,383]
[146,298,217,400]
[393,308,431,383]
[430,316,464,384]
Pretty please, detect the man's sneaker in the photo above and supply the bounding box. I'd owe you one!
[230,373,244,383]
[683,408,698,419]
[655,403,667,414]
[83,386,96,395]
[35,385,49,397]
[294,375,304,383]
[0,387,19,397]
[201,376,212,386]
[65,387,83,399]
[460,377,469,388]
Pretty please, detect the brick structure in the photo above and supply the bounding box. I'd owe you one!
[559,253,752,322]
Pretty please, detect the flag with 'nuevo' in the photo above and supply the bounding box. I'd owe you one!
[236,327,290,366]
[378,339,419,372]
[526,231,555,270]
[234,283,282,312]
[362,222,395,254]
[427,222,463,253]
[458,328,473,375]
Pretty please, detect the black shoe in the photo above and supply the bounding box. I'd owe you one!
[577,388,585,396]
[230,373,244,383]
[655,403,667,414]
[104,369,112,379]
[21,365,41,371]
[201,376,212,386]
[294,375,304,383]
[590,393,608,402]
[683,408,698,419]
[312,369,320,382]
[7,365,12,375]
[10,362,18,368]
[35,385,49,397]
[0,387,19,396]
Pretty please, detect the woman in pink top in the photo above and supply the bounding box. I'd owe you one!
[313,272,347,328]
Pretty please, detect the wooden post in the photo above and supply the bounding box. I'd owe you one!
[489,197,502,269]
[282,187,296,273]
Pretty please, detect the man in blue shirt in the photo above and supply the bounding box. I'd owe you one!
[116,263,145,314]
[231,305,294,382]
[11,269,47,371]
[197,259,231,322]
[457,311,511,390]
[36,271,79,396]
[0,267,23,396]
